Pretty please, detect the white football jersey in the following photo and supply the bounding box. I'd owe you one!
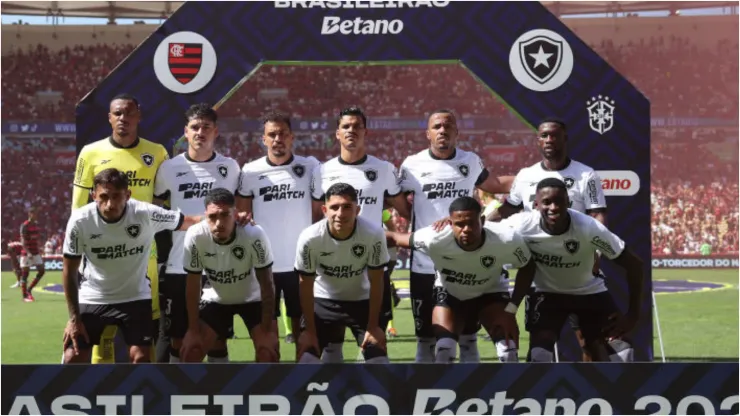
[154,152,241,275]
[411,222,531,300]
[506,159,606,213]
[183,222,274,304]
[294,217,390,301]
[501,210,625,295]
[311,155,401,223]
[238,155,320,272]
[399,148,488,274]
[63,199,184,304]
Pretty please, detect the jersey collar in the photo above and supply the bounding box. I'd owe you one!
[108,136,140,149]
[96,204,128,224]
[539,157,572,172]
[213,228,237,246]
[428,148,457,160]
[454,229,486,252]
[266,154,295,167]
[326,220,357,241]
[338,154,368,165]
[185,151,217,163]
[539,211,572,236]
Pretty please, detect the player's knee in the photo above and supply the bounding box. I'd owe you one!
[256,346,279,363]
[493,338,518,363]
[362,343,388,362]
[434,331,458,364]
[36,269,45,278]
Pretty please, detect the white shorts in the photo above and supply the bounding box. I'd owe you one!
[20,254,43,268]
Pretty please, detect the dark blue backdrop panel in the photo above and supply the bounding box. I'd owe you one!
[76,1,652,360]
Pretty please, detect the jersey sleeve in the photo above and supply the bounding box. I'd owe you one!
[398,158,417,193]
[294,228,317,276]
[587,217,625,260]
[310,164,324,201]
[182,227,202,274]
[408,226,438,256]
[249,225,274,270]
[144,203,185,233]
[236,165,254,198]
[72,146,95,209]
[384,162,402,197]
[472,152,489,187]
[585,170,607,210]
[507,231,532,269]
[63,214,84,258]
[368,226,391,269]
[505,172,525,207]
[153,160,171,200]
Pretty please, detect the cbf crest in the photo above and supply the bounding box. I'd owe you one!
[586,95,616,135]
[364,169,378,182]
[292,164,305,178]
[480,255,496,268]
[232,245,245,260]
[564,239,580,254]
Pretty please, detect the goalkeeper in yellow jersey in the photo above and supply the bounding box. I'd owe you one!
[71,94,170,364]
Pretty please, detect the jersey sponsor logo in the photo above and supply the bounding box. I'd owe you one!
[355,189,378,205]
[141,153,154,167]
[597,170,640,196]
[178,181,215,199]
[371,241,382,265]
[217,164,228,178]
[513,247,529,264]
[74,157,86,186]
[204,252,216,257]
[68,226,80,254]
[258,184,305,202]
[587,179,599,205]
[531,250,581,268]
[153,31,218,94]
[320,16,404,36]
[587,95,616,135]
[422,182,470,200]
[189,244,200,269]
[204,267,251,284]
[509,28,574,92]
[591,236,616,256]
[90,244,145,260]
[440,268,489,286]
[563,177,575,188]
[90,233,102,240]
[364,169,378,182]
[301,243,312,270]
[100,159,111,165]
[252,239,267,264]
[457,164,469,177]
[564,239,580,254]
[320,251,333,257]
[151,211,179,223]
[176,171,189,177]
[292,164,306,178]
[412,237,427,251]
[351,244,366,258]
[124,170,152,187]
[480,255,496,268]
[126,224,142,238]
[320,263,363,278]
[232,245,246,260]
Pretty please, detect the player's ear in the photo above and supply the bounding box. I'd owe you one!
[355,204,361,216]
[321,204,327,215]
[125,189,132,201]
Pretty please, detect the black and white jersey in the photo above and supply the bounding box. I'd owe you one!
[294,217,390,301]
[399,148,488,274]
[311,155,401,223]
[411,222,530,300]
[154,152,241,275]
[63,200,184,304]
[501,210,625,295]
[183,222,274,304]
[506,159,606,214]
[238,155,320,273]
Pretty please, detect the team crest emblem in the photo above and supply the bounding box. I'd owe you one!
[168,42,202,85]
[126,224,141,238]
[519,35,563,85]
[217,164,228,178]
[480,255,496,268]
[292,164,305,178]
[141,153,154,167]
[364,169,378,182]
[351,244,366,258]
[458,164,469,177]
[563,177,575,188]
[586,95,616,135]
[564,239,580,254]
[232,246,245,260]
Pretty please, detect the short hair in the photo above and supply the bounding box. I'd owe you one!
[538,117,567,131]
[261,111,292,131]
[93,168,129,190]
[536,177,567,192]
[185,103,218,124]
[337,106,367,128]
[111,93,140,108]
[448,196,482,216]
[429,109,457,122]
[325,183,358,203]
[204,188,235,208]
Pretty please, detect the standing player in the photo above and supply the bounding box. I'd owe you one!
[385,196,530,363]
[179,189,279,363]
[236,111,320,352]
[154,103,241,363]
[61,168,202,363]
[7,240,24,288]
[19,208,45,301]
[295,183,390,364]
[399,110,513,363]
[72,93,170,364]
[491,118,628,361]
[504,178,644,362]
[310,107,409,361]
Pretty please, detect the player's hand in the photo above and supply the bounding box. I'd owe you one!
[362,326,387,352]
[297,330,320,360]
[180,329,204,362]
[236,212,255,227]
[63,318,89,356]
[253,324,280,362]
[592,252,601,275]
[602,312,638,339]
[495,312,520,349]
[431,216,452,232]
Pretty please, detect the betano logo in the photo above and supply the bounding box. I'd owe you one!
[321,16,403,35]
[596,170,640,196]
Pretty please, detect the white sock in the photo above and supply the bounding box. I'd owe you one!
[530,347,554,362]
[298,352,321,364]
[169,354,181,363]
[365,356,389,364]
[495,339,518,362]
[207,354,229,363]
[609,339,635,362]
[321,343,344,363]
[416,338,436,363]
[458,334,480,363]
[434,338,457,363]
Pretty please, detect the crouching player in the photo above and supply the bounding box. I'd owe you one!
[179,188,279,362]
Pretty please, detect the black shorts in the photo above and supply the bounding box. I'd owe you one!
[525,291,620,342]
[410,272,435,338]
[274,271,301,318]
[161,273,235,340]
[567,272,607,331]
[433,286,510,331]
[300,298,372,351]
[200,301,263,340]
[381,266,393,328]
[64,300,153,351]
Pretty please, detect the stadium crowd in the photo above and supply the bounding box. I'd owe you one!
[1,35,737,256]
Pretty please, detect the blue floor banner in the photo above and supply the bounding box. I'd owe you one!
[3,364,737,415]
